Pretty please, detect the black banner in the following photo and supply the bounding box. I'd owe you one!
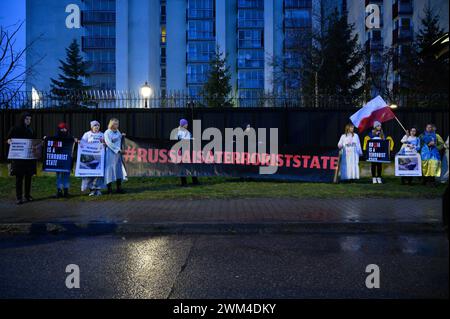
[42,137,75,173]
[122,138,339,183]
[366,139,391,163]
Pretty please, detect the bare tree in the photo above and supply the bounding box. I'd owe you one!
[0,21,43,108]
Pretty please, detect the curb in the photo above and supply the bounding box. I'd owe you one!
[0,221,445,236]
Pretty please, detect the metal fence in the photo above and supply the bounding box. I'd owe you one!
[1,90,448,109]
[1,106,448,161]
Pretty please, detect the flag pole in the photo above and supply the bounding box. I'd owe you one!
[394,115,408,133]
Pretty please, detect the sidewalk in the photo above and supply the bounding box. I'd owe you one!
[0,198,443,235]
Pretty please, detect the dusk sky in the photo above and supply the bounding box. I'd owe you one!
[0,0,26,83]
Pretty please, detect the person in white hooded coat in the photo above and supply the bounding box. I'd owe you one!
[338,123,363,181]
[104,118,127,194]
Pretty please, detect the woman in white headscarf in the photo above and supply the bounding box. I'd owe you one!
[80,120,105,196]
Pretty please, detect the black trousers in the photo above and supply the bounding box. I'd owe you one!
[16,174,32,200]
[371,163,382,178]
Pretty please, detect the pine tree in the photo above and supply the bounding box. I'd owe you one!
[413,5,448,96]
[201,47,232,107]
[302,9,365,106]
[50,39,91,102]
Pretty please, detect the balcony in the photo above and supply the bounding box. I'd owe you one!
[89,62,115,74]
[392,1,413,19]
[187,8,214,19]
[237,0,264,9]
[284,0,312,9]
[82,37,116,50]
[81,11,115,25]
[392,27,413,45]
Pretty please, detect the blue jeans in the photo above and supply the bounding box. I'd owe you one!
[56,172,71,189]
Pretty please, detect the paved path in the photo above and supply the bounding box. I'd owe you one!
[0,198,443,235]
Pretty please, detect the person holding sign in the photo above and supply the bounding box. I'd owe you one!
[104,118,127,194]
[364,121,394,184]
[177,118,200,187]
[399,126,421,185]
[79,121,105,196]
[6,112,38,204]
[45,122,77,198]
[337,124,363,181]
[419,124,445,186]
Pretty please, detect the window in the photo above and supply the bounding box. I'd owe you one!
[188,20,215,40]
[238,29,263,48]
[161,26,166,43]
[187,42,215,62]
[238,0,263,9]
[238,9,264,28]
[237,49,264,68]
[238,70,264,89]
[285,9,311,28]
[187,64,210,84]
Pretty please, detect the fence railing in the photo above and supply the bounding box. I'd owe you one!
[0,90,448,110]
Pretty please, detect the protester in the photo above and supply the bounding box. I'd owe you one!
[104,118,127,194]
[6,112,38,204]
[177,118,199,186]
[440,136,449,183]
[80,120,105,196]
[399,126,421,185]
[50,122,77,198]
[337,124,362,181]
[419,124,445,186]
[367,121,386,184]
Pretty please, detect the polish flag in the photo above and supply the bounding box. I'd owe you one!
[350,96,396,132]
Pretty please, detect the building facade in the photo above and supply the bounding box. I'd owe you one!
[347,0,449,96]
[26,0,349,99]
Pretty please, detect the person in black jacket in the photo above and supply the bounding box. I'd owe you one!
[6,112,38,204]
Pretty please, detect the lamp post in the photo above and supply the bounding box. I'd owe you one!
[140,81,153,108]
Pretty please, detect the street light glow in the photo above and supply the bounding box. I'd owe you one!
[389,104,398,109]
[140,82,153,99]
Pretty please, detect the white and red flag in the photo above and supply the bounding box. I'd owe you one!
[350,96,396,132]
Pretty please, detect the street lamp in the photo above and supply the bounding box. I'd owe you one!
[389,103,398,109]
[140,81,153,108]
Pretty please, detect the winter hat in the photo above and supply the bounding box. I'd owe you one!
[180,119,188,127]
[90,120,100,128]
[57,122,68,130]
[373,121,381,128]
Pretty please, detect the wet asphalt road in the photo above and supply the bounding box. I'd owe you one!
[0,233,448,299]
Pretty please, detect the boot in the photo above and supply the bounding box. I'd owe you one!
[107,183,113,194]
[63,188,69,198]
[56,189,63,198]
[116,180,125,194]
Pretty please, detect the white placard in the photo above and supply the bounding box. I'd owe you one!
[7,138,42,160]
[395,154,422,177]
[75,140,105,177]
